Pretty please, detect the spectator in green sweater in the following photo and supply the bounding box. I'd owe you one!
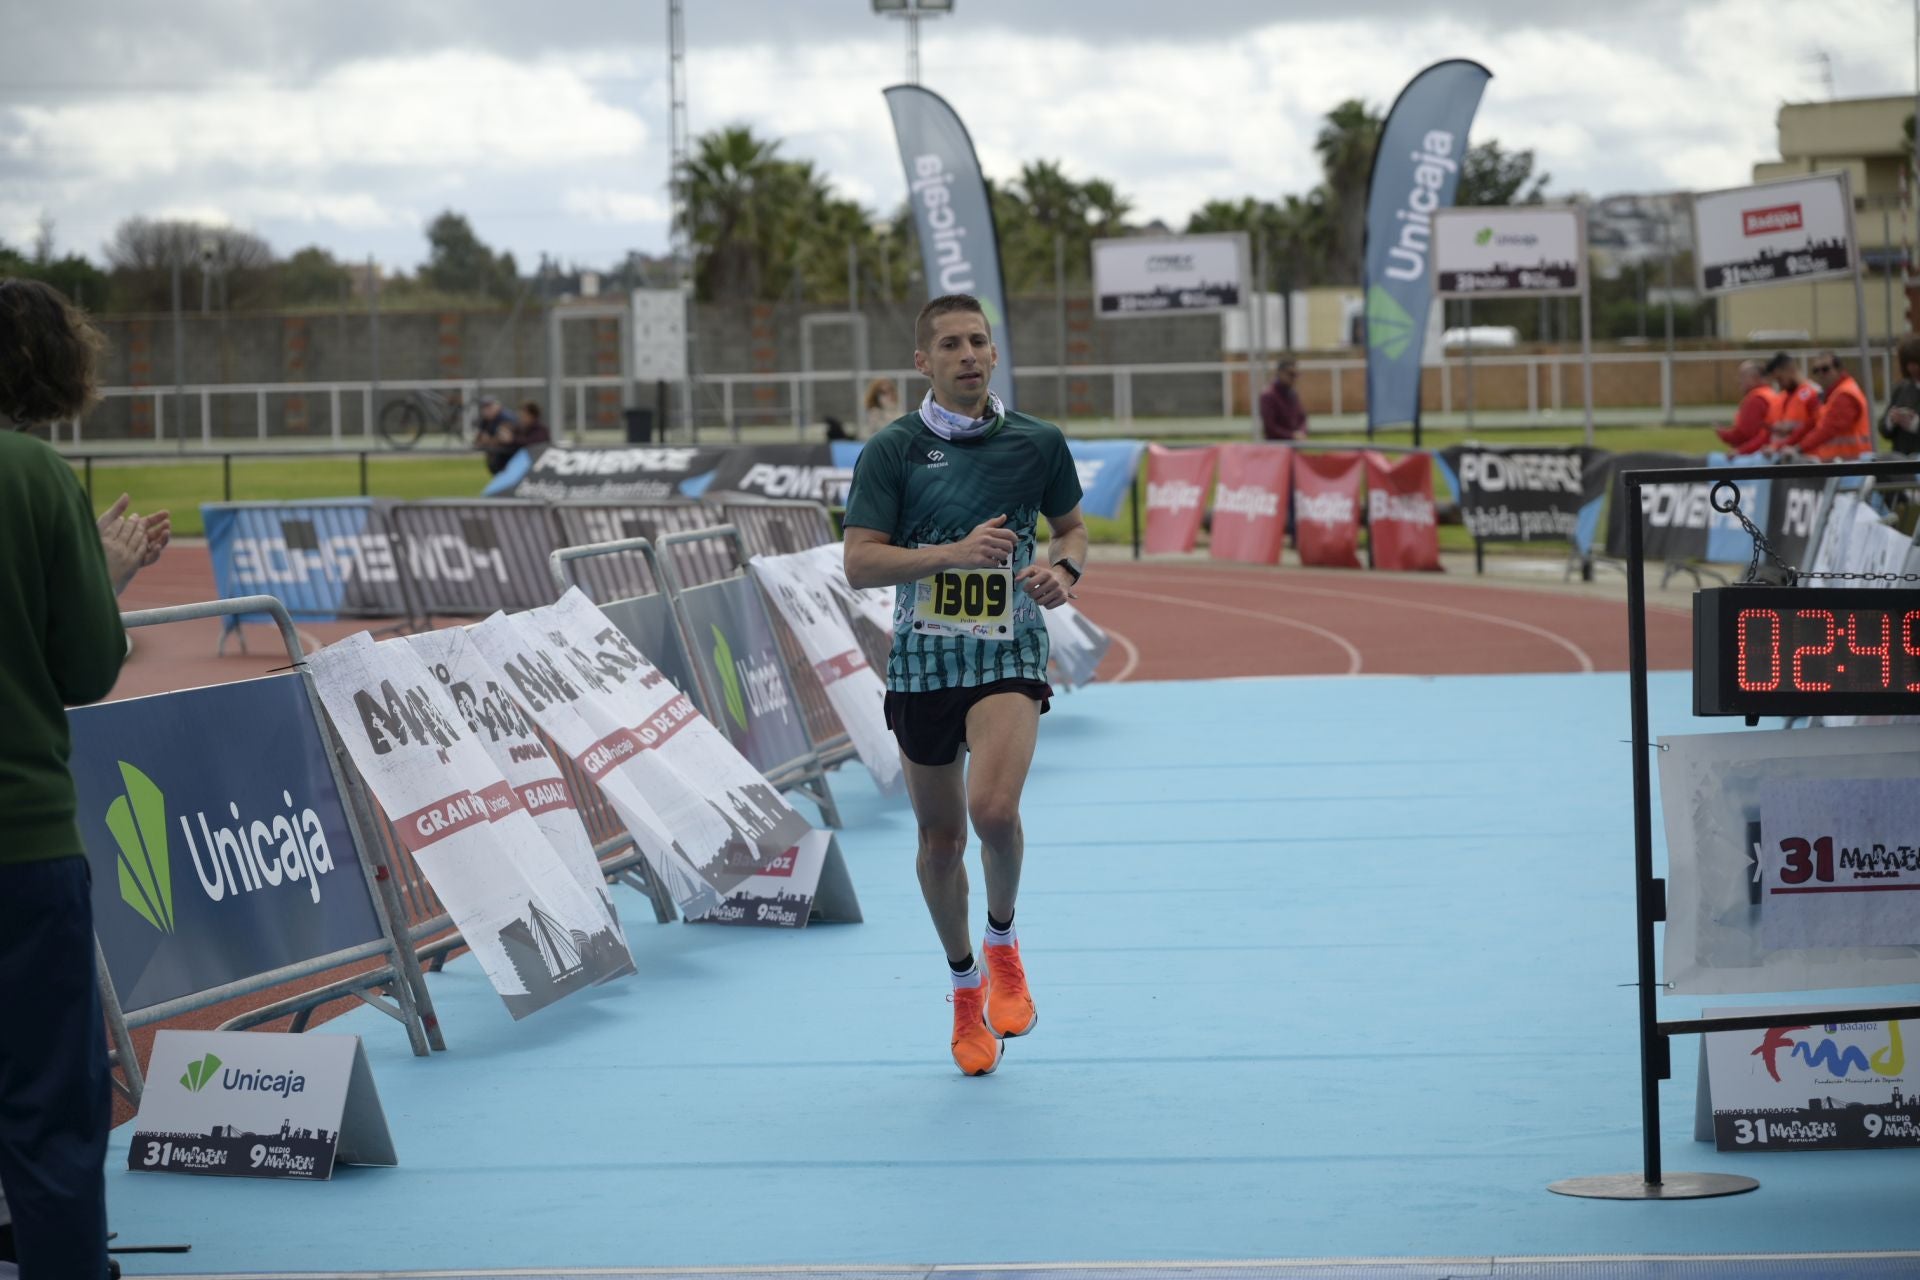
[0,278,165,1280]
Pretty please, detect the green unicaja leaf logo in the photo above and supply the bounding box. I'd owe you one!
[712,625,748,729]
[105,761,175,933]
[1474,226,1494,246]
[180,1052,222,1092]
[1366,284,1415,361]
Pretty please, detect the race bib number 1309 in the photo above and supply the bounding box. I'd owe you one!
[913,567,1013,640]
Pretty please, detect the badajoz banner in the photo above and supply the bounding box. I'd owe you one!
[1704,1006,1920,1152]
[309,632,633,1019]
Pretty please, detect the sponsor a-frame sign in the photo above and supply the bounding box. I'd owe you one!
[1690,170,1877,409]
[1431,204,1594,441]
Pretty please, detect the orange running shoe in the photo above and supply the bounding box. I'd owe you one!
[949,976,1003,1075]
[983,940,1037,1038]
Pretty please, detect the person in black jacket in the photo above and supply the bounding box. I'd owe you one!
[1879,335,1920,456]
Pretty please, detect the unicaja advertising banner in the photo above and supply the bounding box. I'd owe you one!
[1693,173,1854,294]
[402,627,629,959]
[1209,443,1291,566]
[1292,451,1365,569]
[309,632,634,1019]
[750,549,903,795]
[70,674,386,1015]
[1364,451,1442,572]
[1363,59,1492,432]
[885,83,1016,409]
[1431,206,1584,297]
[1143,444,1217,555]
[674,574,816,778]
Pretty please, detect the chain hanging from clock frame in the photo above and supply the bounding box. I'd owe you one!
[1710,478,1920,586]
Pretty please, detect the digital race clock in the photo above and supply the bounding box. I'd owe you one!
[1694,587,1920,717]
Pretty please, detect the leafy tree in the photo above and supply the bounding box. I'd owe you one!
[1457,141,1549,207]
[1314,98,1384,284]
[680,125,790,302]
[422,211,518,301]
[278,245,354,306]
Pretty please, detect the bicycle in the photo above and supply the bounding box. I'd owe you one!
[378,388,487,450]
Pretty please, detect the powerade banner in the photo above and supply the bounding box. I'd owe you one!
[1209,443,1290,565]
[509,446,726,503]
[1363,59,1492,432]
[1600,452,1720,561]
[71,674,386,1015]
[886,83,1016,409]
[702,445,852,505]
[1365,451,1442,572]
[1438,444,1606,545]
[1143,444,1216,555]
[674,575,815,777]
[204,500,409,621]
[1067,439,1146,520]
[1293,451,1365,569]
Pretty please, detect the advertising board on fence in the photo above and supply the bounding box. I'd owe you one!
[1432,206,1584,297]
[510,446,725,503]
[1143,445,1216,555]
[702,445,853,505]
[70,674,386,1015]
[1366,452,1442,571]
[674,574,816,777]
[750,549,903,795]
[1694,173,1855,294]
[310,632,634,1019]
[130,1030,395,1180]
[203,501,410,621]
[1092,233,1246,317]
[404,626,630,959]
[1439,445,1605,545]
[1209,444,1290,565]
[1293,451,1364,569]
[504,590,845,928]
[1067,438,1146,520]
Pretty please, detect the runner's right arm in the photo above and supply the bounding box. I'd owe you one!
[844,519,1017,588]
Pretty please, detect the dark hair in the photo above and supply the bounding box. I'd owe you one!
[1898,335,1920,376]
[0,278,105,425]
[520,400,542,421]
[1763,351,1795,375]
[915,294,989,352]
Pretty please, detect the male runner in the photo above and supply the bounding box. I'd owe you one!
[842,294,1086,1076]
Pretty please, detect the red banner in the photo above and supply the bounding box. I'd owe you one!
[1209,444,1291,565]
[1365,451,1442,572]
[1143,445,1217,555]
[1293,451,1364,569]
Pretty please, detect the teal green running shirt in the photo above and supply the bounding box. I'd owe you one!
[844,408,1083,693]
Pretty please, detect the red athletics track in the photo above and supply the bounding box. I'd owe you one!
[100,545,1689,1122]
[110,547,1693,703]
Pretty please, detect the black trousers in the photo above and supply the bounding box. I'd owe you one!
[0,857,109,1280]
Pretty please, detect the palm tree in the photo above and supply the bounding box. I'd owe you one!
[1314,99,1383,284]
[679,126,787,301]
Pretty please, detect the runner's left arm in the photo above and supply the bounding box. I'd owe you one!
[1017,505,1087,609]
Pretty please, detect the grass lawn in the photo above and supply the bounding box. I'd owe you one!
[72,419,1711,544]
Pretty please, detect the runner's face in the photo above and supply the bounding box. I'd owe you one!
[916,311,996,413]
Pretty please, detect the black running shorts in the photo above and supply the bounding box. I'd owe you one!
[882,678,1053,767]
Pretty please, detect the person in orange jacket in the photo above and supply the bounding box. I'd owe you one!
[1764,351,1821,449]
[1715,359,1780,454]
[1784,350,1872,460]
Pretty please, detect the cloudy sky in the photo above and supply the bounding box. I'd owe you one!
[1,0,1911,274]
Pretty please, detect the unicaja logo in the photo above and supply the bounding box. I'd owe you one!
[180,1052,222,1092]
[1474,227,1493,246]
[1366,285,1415,361]
[106,761,176,934]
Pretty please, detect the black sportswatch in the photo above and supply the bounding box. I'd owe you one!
[1052,556,1083,584]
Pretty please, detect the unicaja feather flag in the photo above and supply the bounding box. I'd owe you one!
[884,84,1017,409]
[1363,59,1491,435]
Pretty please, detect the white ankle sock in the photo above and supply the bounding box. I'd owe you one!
[984,921,1017,948]
[949,961,982,990]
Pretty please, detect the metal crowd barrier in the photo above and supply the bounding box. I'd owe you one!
[100,596,444,1106]
[388,499,565,622]
[655,525,845,829]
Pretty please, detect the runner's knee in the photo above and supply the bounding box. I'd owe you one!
[917,827,967,868]
[968,798,1020,849]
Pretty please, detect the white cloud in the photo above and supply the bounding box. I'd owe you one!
[562,186,669,225]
